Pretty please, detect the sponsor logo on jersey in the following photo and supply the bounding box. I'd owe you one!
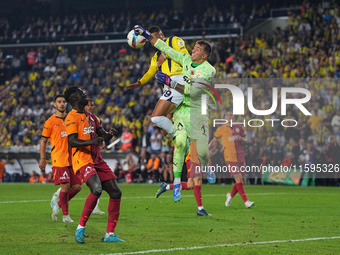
[228,136,237,141]
[83,126,95,134]
[61,131,67,137]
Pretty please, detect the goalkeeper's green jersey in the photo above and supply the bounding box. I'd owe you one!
[154,39,216,110]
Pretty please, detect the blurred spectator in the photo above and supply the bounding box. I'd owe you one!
[114,162,123,179]
[146,153,160,182]
[29,171,39,183]
[161,153,173,183]
[0,160,6,183]
[137,149,149,182]
[331,110,340,133]
[122,154,137,183]
[150,128,162,154]
[121,126,133,151]
[139,125,151,153]
[39,170,52,183]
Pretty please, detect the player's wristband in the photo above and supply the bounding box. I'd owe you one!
[143,30,151,39]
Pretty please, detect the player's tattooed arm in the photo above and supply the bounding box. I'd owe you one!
[68,133,104,147]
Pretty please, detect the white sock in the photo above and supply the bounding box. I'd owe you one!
[94,198,100,210]
[174,178,180,185]
[77,225,85,230]
[198,206,204,210]
[151,116,174,135]
[105,232,114,238]
[166,185,170,190]
[56,187,61,197]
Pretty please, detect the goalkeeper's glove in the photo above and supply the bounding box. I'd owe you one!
[133,25,151,39]
[155,72,178,89]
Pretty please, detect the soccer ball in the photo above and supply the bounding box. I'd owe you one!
[127,30,146,49]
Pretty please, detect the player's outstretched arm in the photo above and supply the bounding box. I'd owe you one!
[134,25,188,65]
[155,72,185,94]
[127,80,141,90]
[68,134,104,147]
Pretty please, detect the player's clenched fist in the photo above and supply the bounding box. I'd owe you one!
[134,25,151,39]
[155,72,178,89]
[108,128,119,137]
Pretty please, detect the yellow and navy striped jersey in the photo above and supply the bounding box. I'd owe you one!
[139,36,189,85]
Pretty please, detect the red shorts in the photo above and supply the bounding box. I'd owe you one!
[52,166,82,186]
[225,161,246,177]
[77,161,117,184]
[186,160,203,179]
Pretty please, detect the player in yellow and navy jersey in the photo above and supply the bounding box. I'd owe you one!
[128,26,189,138]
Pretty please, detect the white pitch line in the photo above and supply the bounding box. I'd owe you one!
[101,236,340,255]
[0,192,287,204]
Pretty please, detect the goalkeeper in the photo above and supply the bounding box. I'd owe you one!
[134,25,216,202]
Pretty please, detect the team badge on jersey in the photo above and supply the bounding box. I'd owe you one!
[178,40,185,47]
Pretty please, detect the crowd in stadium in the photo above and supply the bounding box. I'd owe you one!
[0,0,340,183]
[0,3,272,43]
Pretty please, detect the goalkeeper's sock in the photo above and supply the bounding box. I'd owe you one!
[68,189,77,201]
[230,183,238,197]
[194,185,203,207]
[58,191,69,216]
[167,182,188,190]
[173,131,187,178]
[151,116,174,136]
[174,177,181,184]
[236,183,248,202]
[107,198,121,233]
[79,193,99,227]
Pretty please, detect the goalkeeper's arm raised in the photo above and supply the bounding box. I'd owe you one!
[134,25,190,66]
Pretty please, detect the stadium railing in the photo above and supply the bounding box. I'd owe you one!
[270,6,301,18]
[0,27,243,47]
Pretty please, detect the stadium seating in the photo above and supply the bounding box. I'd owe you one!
[0,0,340,183]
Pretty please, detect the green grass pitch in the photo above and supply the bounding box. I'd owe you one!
[0,183,339,254]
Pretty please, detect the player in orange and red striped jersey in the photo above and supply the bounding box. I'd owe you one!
[209,108,254,208]
[64,86,124,243]
[39,95,82,223]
